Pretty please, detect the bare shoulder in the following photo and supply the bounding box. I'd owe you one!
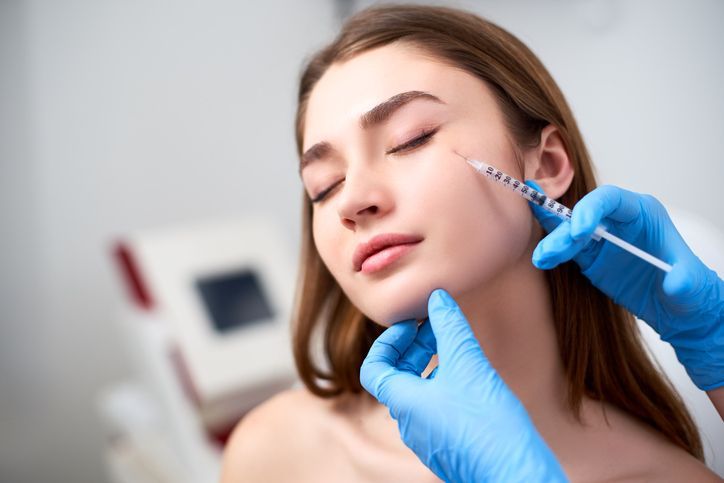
[635,441,721,482]
[572,400,721,482]
[220,386,334,483]
[602,407,721,482]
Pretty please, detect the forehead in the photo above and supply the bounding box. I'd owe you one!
[302,43,488,150]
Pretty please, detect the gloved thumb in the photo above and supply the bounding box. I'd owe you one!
[525,180,562,234]
[663,255,722,314]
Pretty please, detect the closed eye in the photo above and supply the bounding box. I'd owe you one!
[311,178,344,203]
[310,127,439,203]
[386,127,439,155]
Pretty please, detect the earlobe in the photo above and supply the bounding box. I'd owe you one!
[525,125,574,199]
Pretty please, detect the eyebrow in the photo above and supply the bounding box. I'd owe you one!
[299,90,444,172]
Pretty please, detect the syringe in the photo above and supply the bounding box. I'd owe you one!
[462,155,673,273]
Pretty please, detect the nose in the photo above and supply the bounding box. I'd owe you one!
[336,166,392,231]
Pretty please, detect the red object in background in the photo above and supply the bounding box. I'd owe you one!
[209,418,240,448]
[114,241,154,310]
[112,240,245,449]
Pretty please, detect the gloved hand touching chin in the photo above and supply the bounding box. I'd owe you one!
[360,289,568,483]
[526,181,724,391]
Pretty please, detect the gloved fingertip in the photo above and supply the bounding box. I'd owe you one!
[362,320,419,369]
[531,257,545,270]
[427,289,482,364]
[533,226,565,256]
[532,252,561,270]
[531,257,543,269]
[532,242,544,259]
[531,244,550,269]
[359,359,394,399]
[430,288,455,309]
[386,319,419,338]
[524,181,564,234]
[570,210,596,240]
[662,262,694,298]
[399,318,420,328]
[524,179,545,193]
[533,205,562,233]
[569,219,584,240]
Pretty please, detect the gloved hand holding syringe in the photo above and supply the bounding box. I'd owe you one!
[458,151,723,392]
[458,153,673,272]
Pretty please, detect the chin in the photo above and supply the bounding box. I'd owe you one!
[355,278,440,327]
[376,300,429,327]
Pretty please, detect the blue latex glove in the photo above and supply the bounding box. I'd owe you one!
[360,289,568,483]
[526,181,724,390]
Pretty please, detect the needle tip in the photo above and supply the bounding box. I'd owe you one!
[454,150,484,171]
[452,150,468,161]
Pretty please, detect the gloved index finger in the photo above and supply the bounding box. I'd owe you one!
[525,180,562,234]
[360,320,417,398]
[570,185,642,240]
[360,320,428,417]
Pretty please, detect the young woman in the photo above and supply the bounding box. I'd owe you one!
[221,5,720,481]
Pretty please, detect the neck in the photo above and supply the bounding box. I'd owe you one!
[454,247,570,423]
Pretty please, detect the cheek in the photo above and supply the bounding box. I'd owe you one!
[423,162,532,265]
[312,208,341,272]
[397,157,534,300]
[450,200,532,276]
[345,159,535,325]
[308,153,535,328]
[312,207,361,300]
[312,209,375,319]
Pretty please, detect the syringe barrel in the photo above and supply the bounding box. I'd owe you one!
[532,191,573,221]
[472,160,573,221]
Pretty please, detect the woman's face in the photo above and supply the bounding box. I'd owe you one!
[301,43,538,325]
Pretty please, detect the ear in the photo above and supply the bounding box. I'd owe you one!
[523,125,574,199]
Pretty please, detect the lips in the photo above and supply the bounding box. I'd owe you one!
[353,233,423,273]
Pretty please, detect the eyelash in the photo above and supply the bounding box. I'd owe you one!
[310,127,439,203]
[386,127,438,155]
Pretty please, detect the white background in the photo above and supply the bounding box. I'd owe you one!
[1,1,722,481]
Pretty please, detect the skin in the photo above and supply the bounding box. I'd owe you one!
[301,44,551,327]
[221,43,720,482]
[708,386,724,419]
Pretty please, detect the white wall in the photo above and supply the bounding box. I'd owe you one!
[456,0,724,227]
[1,1,722,482]
[1,1,335,482]
[0,2,50,482]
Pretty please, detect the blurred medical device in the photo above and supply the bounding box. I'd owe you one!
[97,218,297,483]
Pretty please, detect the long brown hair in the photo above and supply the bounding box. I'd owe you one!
[291,4,703,459]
